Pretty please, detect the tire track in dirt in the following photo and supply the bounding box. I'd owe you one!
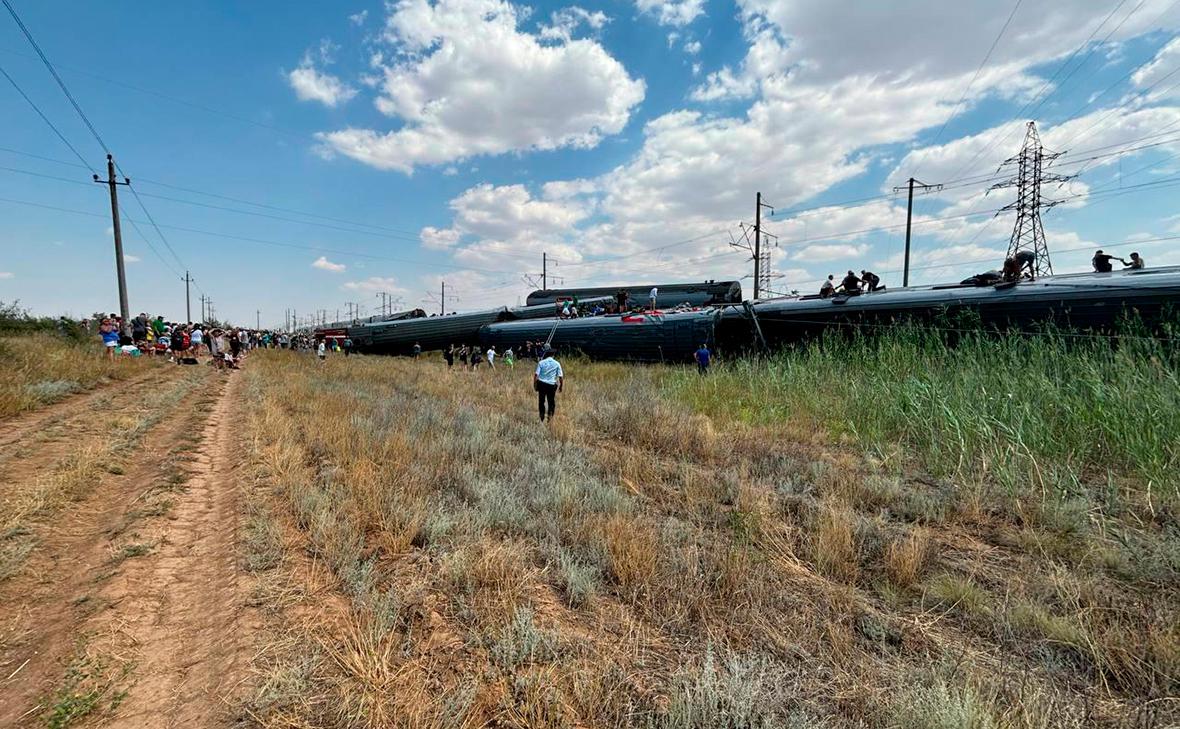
[0,366,171,457]
[98,370,250,728]
[0,367,251,727]
[0,366,208,726]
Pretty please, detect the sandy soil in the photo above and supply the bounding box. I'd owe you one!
[0,366,251,728]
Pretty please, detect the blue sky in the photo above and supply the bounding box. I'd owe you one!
[2,0,1179,326]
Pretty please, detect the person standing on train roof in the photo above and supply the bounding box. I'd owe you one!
[649,286,658,311]
[1092,250,1118,272]
[534,348,564,423]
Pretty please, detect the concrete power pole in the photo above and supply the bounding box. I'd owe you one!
[893,177,942,287]
[542,252,547,291]
[441,281,446,315]
[93,154,131,335]
[183,271,192,323]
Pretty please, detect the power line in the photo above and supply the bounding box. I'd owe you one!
[0,45,309,140]
[910,0,1024,181]
[0,60,94,170]
[936,0,1158,186]
[781,234,1180,291]
[2,0,109,153]
[123,183,189,271]
[53,166,1180,274]
[0,193,522,275]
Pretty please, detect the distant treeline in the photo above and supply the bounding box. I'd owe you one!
[0,301,88,339]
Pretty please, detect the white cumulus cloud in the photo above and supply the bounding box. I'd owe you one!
[312,256,347,273]
[316,0,644,173]
[635,0,705,28]
[288,42,358,108]
[343,276,405,293]
[539,6,610,41]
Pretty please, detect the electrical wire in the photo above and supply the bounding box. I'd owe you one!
[2,0,110,153]
[910,0,1025,181]
[0,193,521,275]
[0,60,94,171]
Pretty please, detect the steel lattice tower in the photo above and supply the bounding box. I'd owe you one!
[989,121,1071,278]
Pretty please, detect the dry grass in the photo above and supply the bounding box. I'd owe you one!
[884,527,930,589]
[0,367,200,580]
[235,351,1179,728]
[0,334,159,418]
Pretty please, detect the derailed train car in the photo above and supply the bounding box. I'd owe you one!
[525,281,741,308]
[342,298,613,355]
[480,309,722,363]
[347,308,507,355]
[719,266,1180,350]
[335,267,1180,360]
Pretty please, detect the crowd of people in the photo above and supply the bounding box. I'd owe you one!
[441,343,520,370]
[93,312,313,368]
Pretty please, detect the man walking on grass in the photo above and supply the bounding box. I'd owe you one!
[695,343,711,375]
[533,348,563,423]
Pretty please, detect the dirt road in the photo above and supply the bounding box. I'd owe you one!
[0,367,250,728]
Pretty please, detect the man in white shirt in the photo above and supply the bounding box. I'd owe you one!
[649,286,658,311]
[533,349,564,422]
[486,346,496,369]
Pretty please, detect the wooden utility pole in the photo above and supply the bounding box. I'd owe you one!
[93,154,131,335]
[893,177,941,287]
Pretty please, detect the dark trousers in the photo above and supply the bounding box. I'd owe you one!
[697,362,708,375]
[537,382,557,421]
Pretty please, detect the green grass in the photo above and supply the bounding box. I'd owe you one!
[669,325,1180,501]
[235,348,1179,729]
[42,652,133,729]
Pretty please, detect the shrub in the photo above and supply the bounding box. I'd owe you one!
[889,677,998,729]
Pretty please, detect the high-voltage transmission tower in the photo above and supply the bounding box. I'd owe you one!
[730,221,783,298]
[988,121,1072,278]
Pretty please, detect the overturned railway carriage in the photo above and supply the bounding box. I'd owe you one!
[340,299,614,355]
[722,266,1180,350]
[333,268,1180,360]
[480,310,721,363]
[347,308,508,355]
[525,281,741,308]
